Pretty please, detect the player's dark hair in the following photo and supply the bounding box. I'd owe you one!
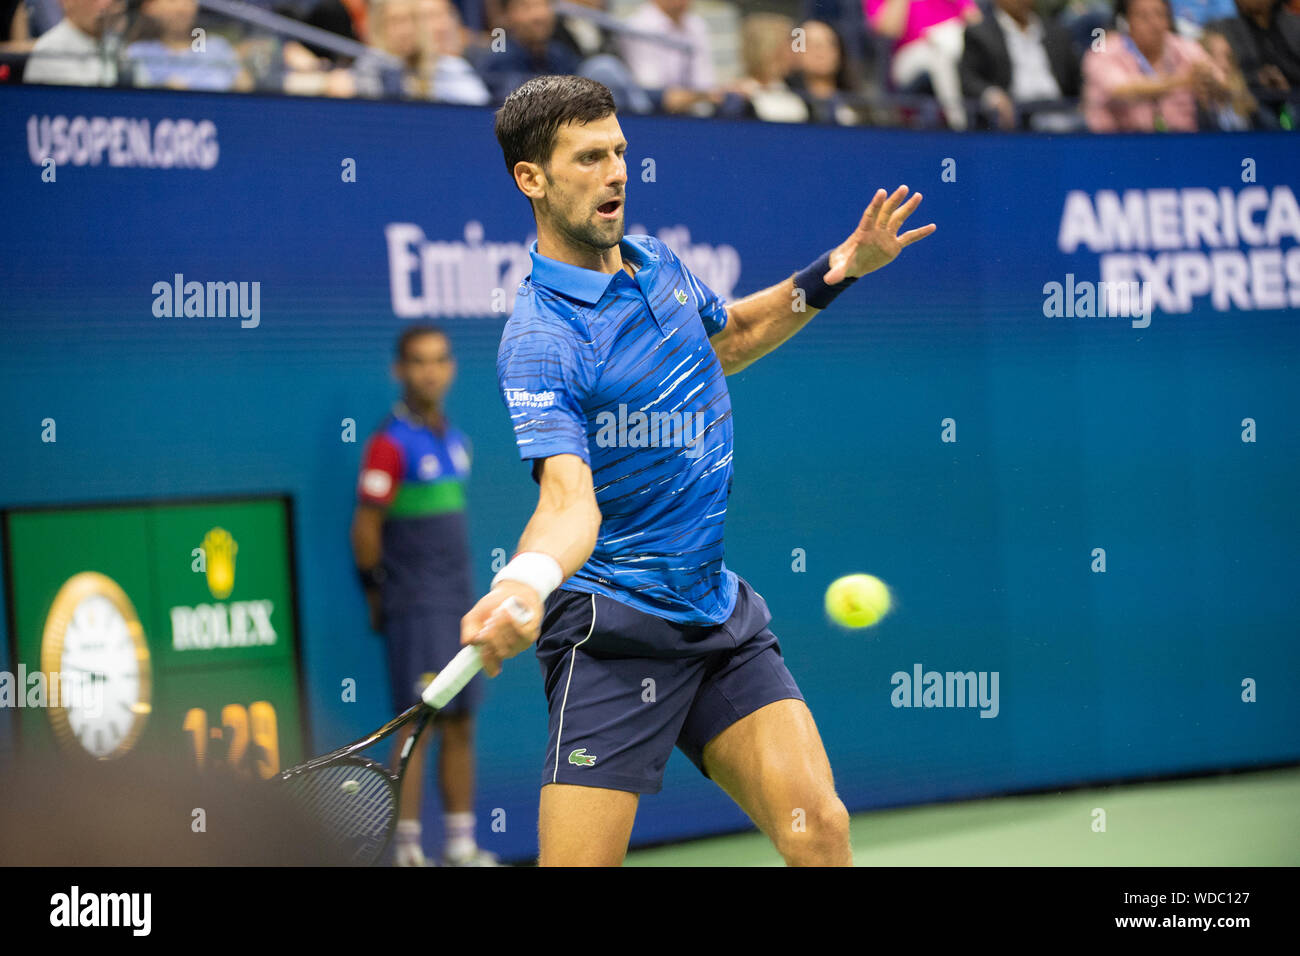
[395,323,448,361]
[494,75,617,184]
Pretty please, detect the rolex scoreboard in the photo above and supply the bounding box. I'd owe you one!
[2,496,306,775]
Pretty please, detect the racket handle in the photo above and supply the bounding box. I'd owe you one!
[421,598,534,708]
[422,644,482,709]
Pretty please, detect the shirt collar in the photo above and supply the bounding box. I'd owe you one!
[528,236,655,306]
[995,7,1041,38]
[393,399,445,432]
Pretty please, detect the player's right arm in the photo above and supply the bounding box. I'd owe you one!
[462,453,600,677]
[468,320,601,676]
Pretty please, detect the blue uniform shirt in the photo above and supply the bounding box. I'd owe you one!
[497,235,739,626]
[357,402,473,612]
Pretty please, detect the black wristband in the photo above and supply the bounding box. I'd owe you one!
[793,250,860,310]
[358,565,386,590]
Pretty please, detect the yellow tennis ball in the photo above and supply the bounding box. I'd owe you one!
[825,574,892,628]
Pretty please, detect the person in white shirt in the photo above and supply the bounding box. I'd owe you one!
[423,0,491,104]
[734,12,810,122]
[619,0,719,113]
[959,0,1083,129]
[24,0,125,85]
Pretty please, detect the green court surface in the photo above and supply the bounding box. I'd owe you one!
[623,767,1300,866]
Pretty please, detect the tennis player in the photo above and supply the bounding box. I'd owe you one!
[468,75,935,866]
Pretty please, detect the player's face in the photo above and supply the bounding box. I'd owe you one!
[395,333,455,406]
[540,115,628,252]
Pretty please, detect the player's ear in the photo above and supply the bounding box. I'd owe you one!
[514,160,546,202]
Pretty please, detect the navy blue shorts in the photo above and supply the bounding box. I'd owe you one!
[384,607,482,717]
[535,577,804,794]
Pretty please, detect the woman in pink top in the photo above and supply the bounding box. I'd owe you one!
[1083,0,1230,131]
[866,0,983,129]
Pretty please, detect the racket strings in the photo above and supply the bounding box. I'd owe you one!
[279,762,396,865]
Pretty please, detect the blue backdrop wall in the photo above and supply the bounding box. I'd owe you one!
[2,86,1298,861]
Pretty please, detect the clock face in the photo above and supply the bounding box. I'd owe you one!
[41,573,152,759]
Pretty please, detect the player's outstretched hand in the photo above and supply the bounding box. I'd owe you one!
[461,581,543,677]
[825,186,936,284]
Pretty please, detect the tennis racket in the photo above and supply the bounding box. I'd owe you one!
[275,596,531,865]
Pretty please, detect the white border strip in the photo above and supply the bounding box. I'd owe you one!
[552,594,597,783]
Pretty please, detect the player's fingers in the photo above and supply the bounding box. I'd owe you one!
[472,619,508,676]
[460,609,481,647]
[858,189,886,232]
[879,185,908,225]
[898,223,937,247]
[461,596,495,645]
[888,192,923,233]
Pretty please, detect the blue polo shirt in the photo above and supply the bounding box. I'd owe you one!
[496,235,738,626]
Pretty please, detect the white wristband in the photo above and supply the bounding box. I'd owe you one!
[491,551,564,604]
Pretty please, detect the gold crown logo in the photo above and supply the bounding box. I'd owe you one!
[203,527,238,599]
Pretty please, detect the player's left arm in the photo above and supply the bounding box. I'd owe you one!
[709,185,935,375]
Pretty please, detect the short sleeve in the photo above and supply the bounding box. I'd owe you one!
[690,272,729,337]
[358,433,403,506]
[497,324,592,467]
[660,241,729,336]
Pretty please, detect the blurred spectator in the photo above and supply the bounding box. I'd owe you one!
[867,0,984,129]
[278,0,370,95]
[475,0,578,98]
[789,17,869,123]
[24,0,125,83]
[2,0,32,48]
[476,0,648,109]
[733,12,810,121]
[960,0,1082,129]
[1170,0,1238,35]
[338,0,368,40]
[1198,23,1260,122]
[295,0,362,57]
[1042,0,1116,52]
[355,0,426,95]
[422,0,492,102]
[125,0,249,90]
[1082,0,1229,130]
[355,0,490,101]
[555,0,618,59]
[619,0,719,113]
[1207,0,1300,122]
